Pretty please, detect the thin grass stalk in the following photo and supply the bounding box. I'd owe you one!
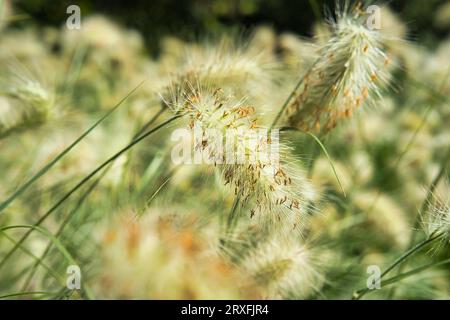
[20,169,108,292]
[0,291,58,299]
[270,60,319,130]
[2,233,63,285]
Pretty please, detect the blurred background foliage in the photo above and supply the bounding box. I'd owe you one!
[13,0,450,54]
[1,0,449,300]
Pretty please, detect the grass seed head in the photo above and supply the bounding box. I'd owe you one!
[242,235,325,299]
[422,182,450,244]
[286,1,391,133]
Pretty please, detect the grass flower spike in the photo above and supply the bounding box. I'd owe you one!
[169,82,316,230]
[422,186,450,243]
[286,2,391,133]
[1,0,449,301]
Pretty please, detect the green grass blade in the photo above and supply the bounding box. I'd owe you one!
[352,232,443,299]
[0,81,145,214]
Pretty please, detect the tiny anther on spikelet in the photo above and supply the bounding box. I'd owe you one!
[285,1,392,134]
[168,81,317,231]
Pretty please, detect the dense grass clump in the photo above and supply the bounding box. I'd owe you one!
[0,1,449,299]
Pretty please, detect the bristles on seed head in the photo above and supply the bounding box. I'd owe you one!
[0,63,55,137]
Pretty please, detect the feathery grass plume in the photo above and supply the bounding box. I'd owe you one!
[241,235,326,299]
[353,191,411,249]
[167,81,317,231]
[286,1,391,133]
[0,64,55,138]
[421,182,450,246]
